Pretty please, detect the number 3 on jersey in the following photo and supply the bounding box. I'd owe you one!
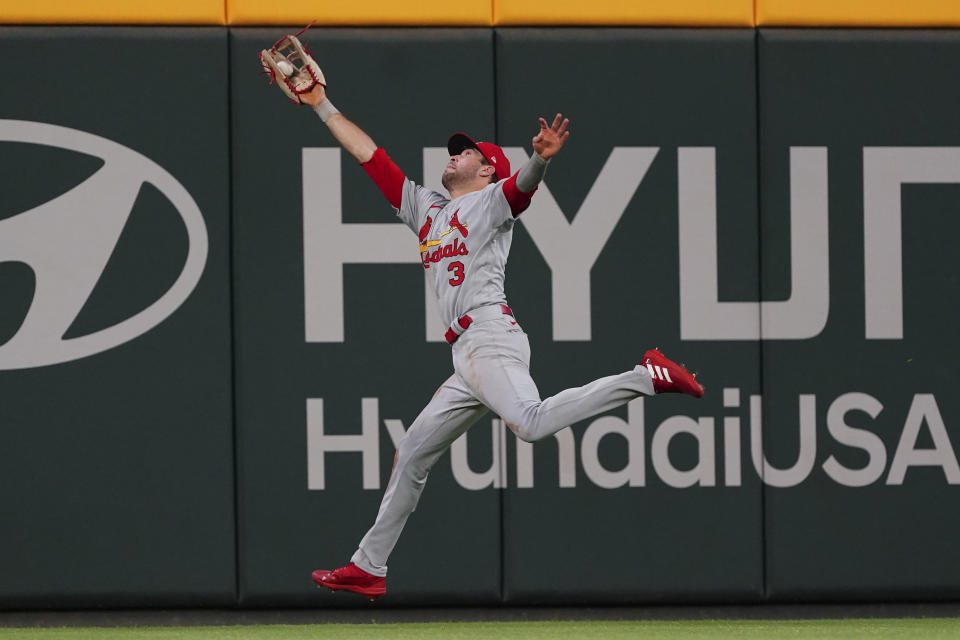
[448,261,465,286]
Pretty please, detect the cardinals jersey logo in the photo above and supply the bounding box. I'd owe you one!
[419,215,442,253]
[436,209,469,241]
[418,215,433,244]
[448,210,468,238]
[421,237,469,268]
[419,209,470,258]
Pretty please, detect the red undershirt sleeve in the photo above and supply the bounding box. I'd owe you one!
[361,147,406,209]
[501,172,537,217]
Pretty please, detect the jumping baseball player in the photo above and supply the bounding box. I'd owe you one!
[261,40,705,600]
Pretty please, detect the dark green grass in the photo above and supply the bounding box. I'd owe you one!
[2,618,960,639]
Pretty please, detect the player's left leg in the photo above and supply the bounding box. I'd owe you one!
[453,317,702,443]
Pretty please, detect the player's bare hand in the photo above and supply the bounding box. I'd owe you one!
[532,113,570,160]
[299,83,327,107]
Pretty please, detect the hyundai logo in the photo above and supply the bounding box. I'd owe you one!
[0,120,208,370]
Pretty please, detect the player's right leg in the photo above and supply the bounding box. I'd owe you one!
[312,373,487,598]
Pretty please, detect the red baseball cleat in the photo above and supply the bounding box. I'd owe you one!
[642,348,704,398]
[312,563,386,599]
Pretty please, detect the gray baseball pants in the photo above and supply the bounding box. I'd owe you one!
[350,311,655,577]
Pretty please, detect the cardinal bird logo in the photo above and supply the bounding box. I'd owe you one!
[418,216,433,243]
[448,210,468,238]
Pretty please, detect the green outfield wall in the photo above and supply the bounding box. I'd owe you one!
[0,27,958,608]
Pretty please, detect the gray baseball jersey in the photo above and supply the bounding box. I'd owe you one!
[402,181,515,328]
[361,147,533,330]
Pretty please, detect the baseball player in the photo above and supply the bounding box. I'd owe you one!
[281,72,704,600]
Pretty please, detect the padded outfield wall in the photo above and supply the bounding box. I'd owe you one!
[0,25,959,607]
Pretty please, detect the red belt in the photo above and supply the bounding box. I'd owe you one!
[445,304,514,344]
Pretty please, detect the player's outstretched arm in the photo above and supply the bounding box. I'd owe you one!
[299,85,407,210]
[515,113,571,195]
[300,85,377,164]
[532,113,570,160]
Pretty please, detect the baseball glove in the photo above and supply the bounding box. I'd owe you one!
[259,32,326,103]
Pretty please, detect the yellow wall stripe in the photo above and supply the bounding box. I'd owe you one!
[7,0,960,28]
[0,0,225,24]
[757,0,960,26]
[494,0,755,26]
[226,0,492,26]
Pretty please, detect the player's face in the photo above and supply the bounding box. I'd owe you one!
[442,147,489,191]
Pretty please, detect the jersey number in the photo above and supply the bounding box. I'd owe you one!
[448,261,465,286]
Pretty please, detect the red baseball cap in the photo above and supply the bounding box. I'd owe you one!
[447,132,511,182]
